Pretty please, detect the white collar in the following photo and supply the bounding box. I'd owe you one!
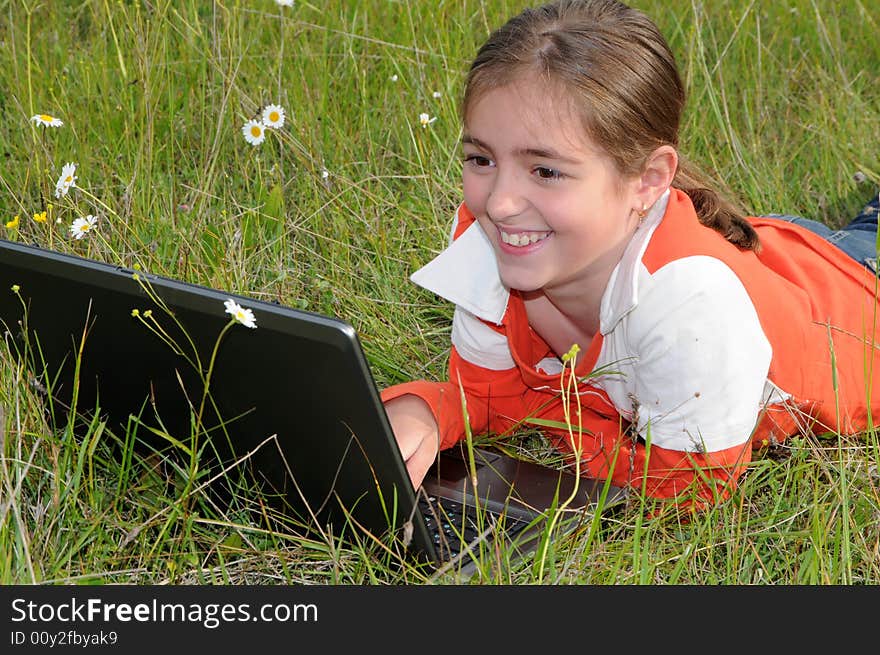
[410,208,509,324]
[599,189,669,332]
[409,189,670,331]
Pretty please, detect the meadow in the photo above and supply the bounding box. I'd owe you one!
[1,0,878,584]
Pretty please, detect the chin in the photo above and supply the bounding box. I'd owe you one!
[498,270,545,293]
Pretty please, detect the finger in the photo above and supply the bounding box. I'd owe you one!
[397,431,421,462]
[405,437,439,489]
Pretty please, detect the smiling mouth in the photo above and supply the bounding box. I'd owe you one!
[499,230,552,247]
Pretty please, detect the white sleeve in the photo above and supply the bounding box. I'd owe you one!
[623,256,772,453]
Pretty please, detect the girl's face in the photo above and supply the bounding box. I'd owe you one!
[462,80,643,299]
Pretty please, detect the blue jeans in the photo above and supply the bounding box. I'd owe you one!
[765,193,879,274]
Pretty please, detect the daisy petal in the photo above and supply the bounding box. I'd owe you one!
[30,114,63,127]
[68,214,97,239]
[261,104,286,129]
[54,162,78,199]
[242,119,266,146]
[224,298,257,328]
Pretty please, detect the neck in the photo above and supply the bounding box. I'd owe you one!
[539,285,603,335]
[542,240,629,336]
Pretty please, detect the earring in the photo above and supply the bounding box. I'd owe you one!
[636,203,648,225]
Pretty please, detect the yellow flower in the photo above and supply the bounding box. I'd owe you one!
[5,215,20,229]
[561,343,581,363]
[33,211,47,223]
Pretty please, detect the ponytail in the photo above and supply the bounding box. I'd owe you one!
[673,156,760,252]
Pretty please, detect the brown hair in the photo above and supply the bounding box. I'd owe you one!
[462,0,759,251]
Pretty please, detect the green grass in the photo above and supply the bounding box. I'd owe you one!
[1,0,878,584]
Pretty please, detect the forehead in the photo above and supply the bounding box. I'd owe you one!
[463,78,599,156]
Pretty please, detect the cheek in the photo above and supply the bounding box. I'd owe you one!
[461,170,487,213]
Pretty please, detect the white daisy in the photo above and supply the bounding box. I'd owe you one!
[242,120,266,146]
[54,162,77,198]
[30,113,63,127]
[432,91,442,99]
[419,112,437,128]
[275,0,294,7]
[69,215,97,239]
[261,104,286,129]
[224,299,257,329]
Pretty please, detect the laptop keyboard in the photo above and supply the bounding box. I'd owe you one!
[418,495,530,563]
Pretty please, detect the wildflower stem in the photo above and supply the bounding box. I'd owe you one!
[534,343,584,582]
[131,275,202,373]
[101,0,128,79]
[22,5,49,207]
[75,188,149,262]
[24,4,35,138]
[195,320,236,437]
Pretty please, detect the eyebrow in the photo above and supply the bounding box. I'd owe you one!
[461,134,583,165]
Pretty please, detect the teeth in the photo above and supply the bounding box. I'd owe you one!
[500,230,550,247]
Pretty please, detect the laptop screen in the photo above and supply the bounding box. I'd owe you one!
[0,238,430,554]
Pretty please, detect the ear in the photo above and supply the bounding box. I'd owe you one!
[633,145,678,210]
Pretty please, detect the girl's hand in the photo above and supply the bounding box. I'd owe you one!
[383,394,439,489]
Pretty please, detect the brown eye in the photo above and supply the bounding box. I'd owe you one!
[465,155,493,167]
[535,167,562,180]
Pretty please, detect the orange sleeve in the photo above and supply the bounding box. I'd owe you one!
[379,378,465,450]
[627,441,751,505]
[380,344,539,450]
[547,423,752,506]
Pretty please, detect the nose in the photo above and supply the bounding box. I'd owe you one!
[485,168,528,222]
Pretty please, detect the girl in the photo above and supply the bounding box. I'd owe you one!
[380,0,880,507]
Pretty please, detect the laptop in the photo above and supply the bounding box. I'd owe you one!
[0,238,627,577]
